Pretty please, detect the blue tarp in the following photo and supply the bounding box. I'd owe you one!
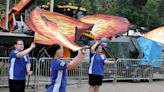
[137,37,163,68]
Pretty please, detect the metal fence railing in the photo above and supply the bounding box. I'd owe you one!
[152,60,164,80]
[0,57,9,87]
[1,57,164,92]
[35,58,114,89]
[0,57,38,87]
[114,59,153,84]
[36,58,86,88]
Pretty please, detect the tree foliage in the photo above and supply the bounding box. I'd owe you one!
[0,0,163,32]
[73,0,163,32]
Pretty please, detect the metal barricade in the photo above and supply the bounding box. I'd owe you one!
[0,57,9,87]
[0,57,38,87]
[26,58,38,92]
[115,59,153,83]
[104,63,115,81]
[36,58,86,91]
[34,58,156,91]
[152,60,164,80]
[76,61,89,87]
[1,57,164,91]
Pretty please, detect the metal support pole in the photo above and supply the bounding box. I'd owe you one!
[50,0,54,12]
[5,0,9,31]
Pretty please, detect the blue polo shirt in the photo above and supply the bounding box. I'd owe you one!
[9,50,30,80]
[89,52,106,76]
[47,59,67,92]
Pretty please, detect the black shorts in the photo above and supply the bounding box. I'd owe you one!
[9,79,26,92]
[89,74,103,86]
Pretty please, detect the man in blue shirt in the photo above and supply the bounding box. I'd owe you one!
[9,39,35,92]
[89,41,114,92]
[46,44,87,92]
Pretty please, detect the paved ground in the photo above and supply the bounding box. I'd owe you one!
[1,80,164,92]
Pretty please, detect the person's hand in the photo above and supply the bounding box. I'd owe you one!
[80,46,88,55]
[30,42,36,49]
[96,40,100,44]
[111,60,116,64]
[27,71,32,76]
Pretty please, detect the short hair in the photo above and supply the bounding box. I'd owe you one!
[46,44,61,58]
[14,39,23,45]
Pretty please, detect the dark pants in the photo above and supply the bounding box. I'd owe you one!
[9,79,26,92]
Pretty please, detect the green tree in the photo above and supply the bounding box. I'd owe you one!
[1,0,163,32]
[75,0,163,32]
[157,0,164,24]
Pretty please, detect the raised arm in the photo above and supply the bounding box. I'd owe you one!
[67,46,87,70]
[91,41,99,54]
[16,43,35,58]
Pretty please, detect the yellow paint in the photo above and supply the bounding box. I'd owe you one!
[57,5,87,11]
[83,33,96,40]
